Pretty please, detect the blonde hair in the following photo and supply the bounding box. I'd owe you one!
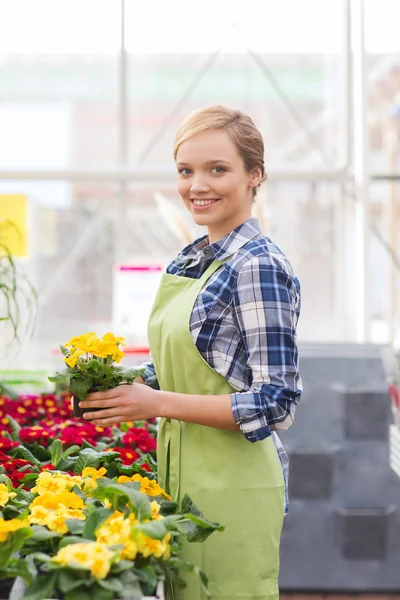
[174,105,267,198]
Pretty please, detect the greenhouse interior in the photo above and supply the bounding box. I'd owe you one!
[0,1,399,599]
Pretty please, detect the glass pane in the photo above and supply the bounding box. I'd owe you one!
[125,0,347,171]
[366,0,400,173]
[0,182,119,370]
[264,182,349,342]
[369,182,400,343]
[0,0,120,169]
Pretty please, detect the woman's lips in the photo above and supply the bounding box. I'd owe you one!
[191,198,221,211]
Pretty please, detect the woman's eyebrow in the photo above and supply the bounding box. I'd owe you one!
[176,160,232,167]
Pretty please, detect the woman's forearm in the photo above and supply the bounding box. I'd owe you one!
[157,390,240,431]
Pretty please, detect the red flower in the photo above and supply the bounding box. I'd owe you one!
[122,428,156,453]
[141,463,152,472]
[118,447,140,465]
[40,464,56,471]
[19,427,52,447]
[0,438,19,450]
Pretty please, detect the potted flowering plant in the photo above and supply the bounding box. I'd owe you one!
[1,469,223,600]
[48,332,145,418]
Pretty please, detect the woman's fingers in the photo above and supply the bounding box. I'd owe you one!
[82,406,126,421]
[86,388,120,402]
[79,398,119,409]
[88,416,122,426]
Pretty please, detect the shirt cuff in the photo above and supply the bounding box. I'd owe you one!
[231,391,272,442]
[140,363,160,390]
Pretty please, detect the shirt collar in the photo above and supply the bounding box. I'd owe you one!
[178,218,262,262]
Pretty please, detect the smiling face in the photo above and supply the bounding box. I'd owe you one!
[176,128,262,243]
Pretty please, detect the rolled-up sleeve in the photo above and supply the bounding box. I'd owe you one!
[139,360,160,390]
[230,257,302,442]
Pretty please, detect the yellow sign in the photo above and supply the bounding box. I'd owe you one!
[0,195,28,257]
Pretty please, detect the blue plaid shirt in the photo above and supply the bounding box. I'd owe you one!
[142,217,302,514]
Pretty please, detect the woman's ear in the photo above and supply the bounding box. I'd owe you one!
[249,166,263,189]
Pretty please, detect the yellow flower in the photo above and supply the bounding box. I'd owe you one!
[52,542,116,579]
[117,474,171,500]
[30,490,85,510]
[82,467,107,481]
[136,532,171,559]
[67,475,84,490]
[95,511,137,560]
[29,505,85,533]
[0,518,30,542]
[65,349,85,368]
[150,501,163,521]
[102,332,126,346]
[64,332,95,348]
[116,475,131,484]
[0,484,16,507]
[112,347,124,363]
[32,472,68,496]
[29,505,51,526]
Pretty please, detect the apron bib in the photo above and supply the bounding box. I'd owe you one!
[148,259,285,600]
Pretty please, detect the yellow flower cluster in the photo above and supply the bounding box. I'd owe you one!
[52,542,117,580]
[0,517,30,542]
[95,505,170,561]
[64,332,126,368]
[117,474,172,500]
[0,483,16,507]
[81,467,107,494]
[29,471,87,534]
[96,511,138,559]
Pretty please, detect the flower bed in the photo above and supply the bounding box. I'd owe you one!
[0,392,222,599]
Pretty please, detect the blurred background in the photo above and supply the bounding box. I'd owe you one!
[1,0,400,594]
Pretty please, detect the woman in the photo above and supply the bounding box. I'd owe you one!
[79,105,302,600]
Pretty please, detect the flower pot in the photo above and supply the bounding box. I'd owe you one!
[72,386,102,418]
[8,577,165,599]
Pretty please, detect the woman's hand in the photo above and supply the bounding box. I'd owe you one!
[78,383,159,426]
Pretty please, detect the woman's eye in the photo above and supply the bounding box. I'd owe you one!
[212,166,225,174]
[178,168,192,175]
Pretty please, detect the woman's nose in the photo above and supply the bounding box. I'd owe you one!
[190,175,210,193]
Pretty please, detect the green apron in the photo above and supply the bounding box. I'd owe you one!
[147,258,285,600]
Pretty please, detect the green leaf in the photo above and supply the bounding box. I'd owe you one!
[91,584,115,600]
[65,518,85,535]
[0,556,33,585]
[15,489,35,504]
[94,479,151,520]
[55,457,77,472]
[160,499,179,516]
[133,565,158,596]
[7,414,21,438]
[178,494,225,543]
[69,376,94,401]
[74,448,101,474]
[28,525,60,543]
[65,589,94,600]
[22,473,39,483]
[49,439,63,467]
[61,444,81,459]
[82,507,114,540]
[60,344,70,357]
[58,569,89,593]
[0,527,33,567]
[97,576,125,593]
[13,445,40,466]
[48,370,70,383]
[22,572,57,600]
[134,520,167,541]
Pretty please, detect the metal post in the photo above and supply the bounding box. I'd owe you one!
[351,0,369,343]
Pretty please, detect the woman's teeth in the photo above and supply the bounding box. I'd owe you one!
[193,199,219,206]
